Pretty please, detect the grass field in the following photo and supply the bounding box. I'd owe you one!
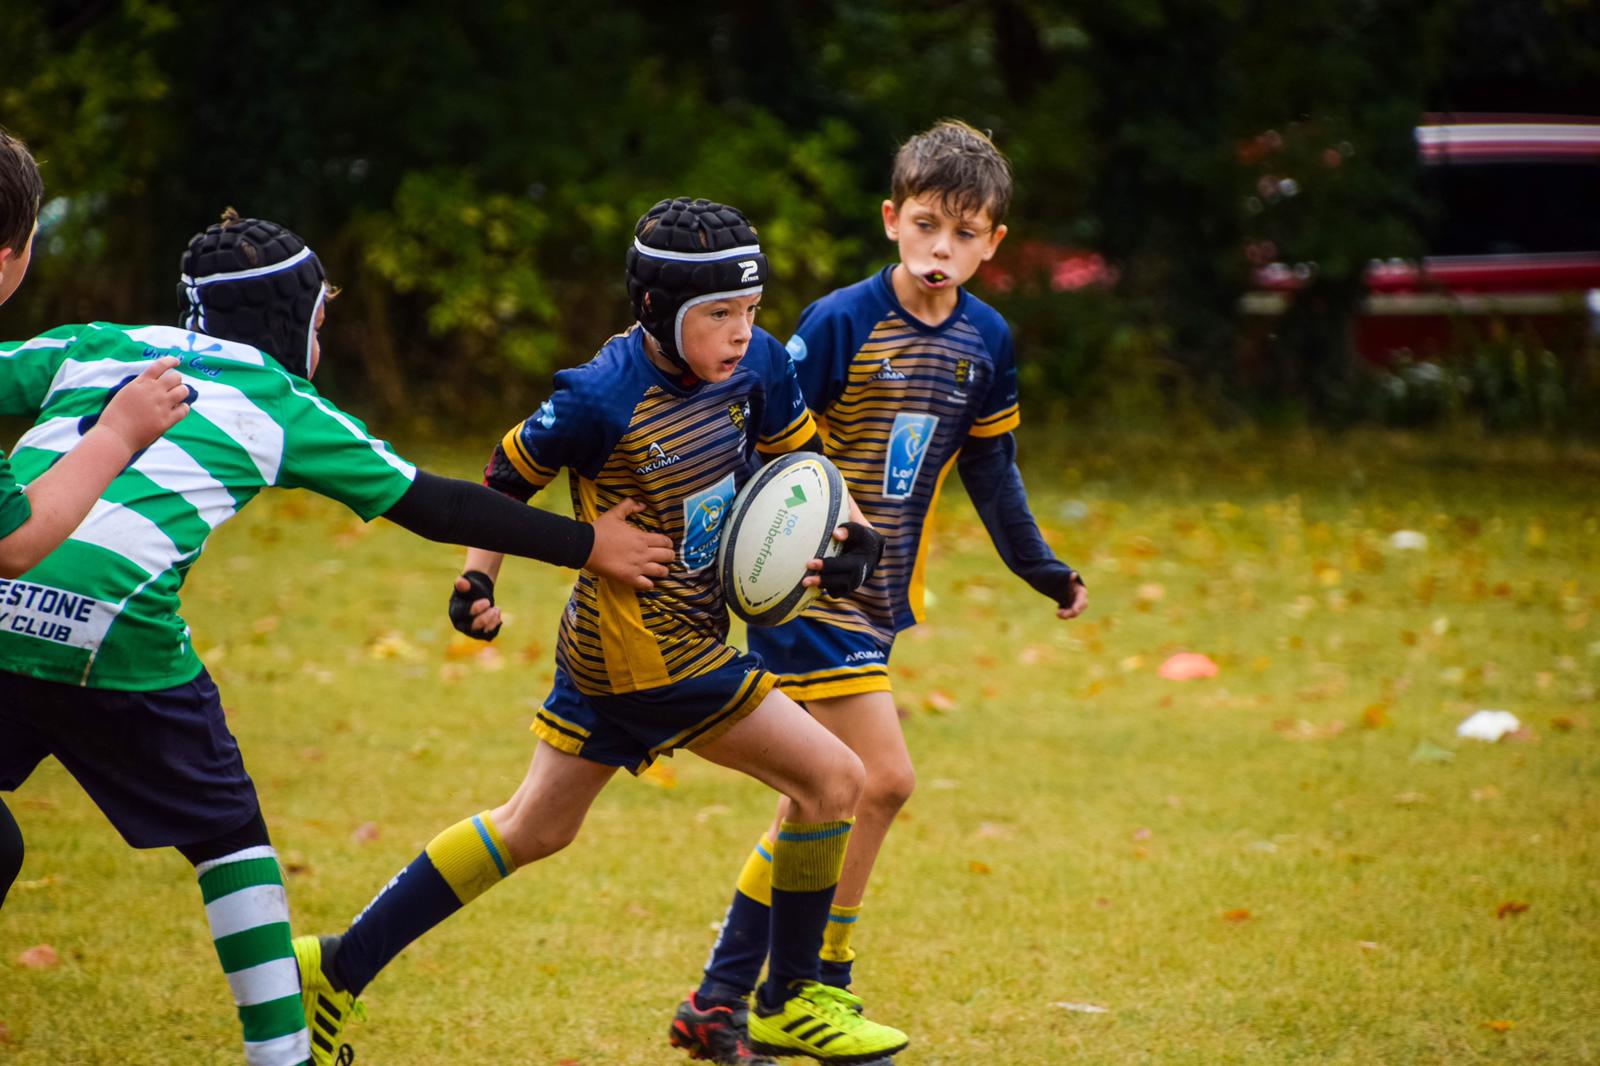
[2,429,1598,1064]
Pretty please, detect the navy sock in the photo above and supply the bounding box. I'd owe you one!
[819,957,854,990]
[332,852,462,997]
[757,820,853,1012]
[699,889,772,1002]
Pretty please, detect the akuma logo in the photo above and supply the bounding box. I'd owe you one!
[873,357,906,382]
[635,440,682,475]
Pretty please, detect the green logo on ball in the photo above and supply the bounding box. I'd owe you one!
[785,484,807,508]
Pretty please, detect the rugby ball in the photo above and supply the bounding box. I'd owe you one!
[718,452,846,626]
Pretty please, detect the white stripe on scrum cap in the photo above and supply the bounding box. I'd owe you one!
[632,238,763,263]
[179,245,314,286]
[674,286,765,359]
[303,283,327,374]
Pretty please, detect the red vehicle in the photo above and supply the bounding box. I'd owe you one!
[1245,114,1600,362]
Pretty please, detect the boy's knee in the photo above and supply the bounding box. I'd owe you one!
[863,761,915,817]
[818,751,866,817]
[494,805,581,866]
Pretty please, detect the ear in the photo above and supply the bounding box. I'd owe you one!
[881,199,900,241]
[0,246,13,273]
[642,291,652,312]
[980,223,1008,262]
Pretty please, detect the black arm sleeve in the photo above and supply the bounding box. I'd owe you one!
[956,432,1081,606]
[381,470,593,569]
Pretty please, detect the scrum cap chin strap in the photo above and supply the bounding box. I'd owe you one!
[625,197,767,373]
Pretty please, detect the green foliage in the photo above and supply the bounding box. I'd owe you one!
[2,1,1597,431]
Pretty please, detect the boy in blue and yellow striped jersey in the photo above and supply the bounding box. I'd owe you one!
[297,199,907,1066]
[675,122,1089,1063]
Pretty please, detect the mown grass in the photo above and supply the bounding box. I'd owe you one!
[2,428,1597,1064]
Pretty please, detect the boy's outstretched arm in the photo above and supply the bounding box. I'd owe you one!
[957,432,1087,620]
[0,356,190,577]
[383,472,674,587]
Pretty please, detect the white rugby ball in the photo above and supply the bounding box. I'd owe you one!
[718,452,846,626]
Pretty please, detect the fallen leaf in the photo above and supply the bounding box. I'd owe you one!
[1222,908,1252,923]
[351,822,381,844]
[924,690,957,713]
[1356,940,1380,952]
[1495,901,1529,919]
[1272,718,1346,741]
[1471,785,1501,802]
[974,822,1013,841]
[1159,652,1218,681]
[17,944,59,969]
[1360,703,1390,729]
[1132,827,1153,841]
[368,631,422,661]
[281,852,312,876]
[1409,740,1455,763]
[640,761,677,789]
[0,1019,9,1044]
[1393,791,1427,806]
[13,874,61,892]
[694,804,731,824]
[1051,1001,1110,1014]
[968,860,992,875]
[1550,715,1576,732]
[1484,1020,1514,1033]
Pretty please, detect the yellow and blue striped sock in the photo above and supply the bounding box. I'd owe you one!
[760,819,853,1009]
[700,834,774,1001]
[819,902,861,989]
[332,811,513,997]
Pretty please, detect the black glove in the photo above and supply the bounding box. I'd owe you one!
[817,522,886,597]
[448,569,501,641]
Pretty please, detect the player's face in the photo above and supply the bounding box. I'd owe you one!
[679,293,760,383]
[0,222,38,308]
[307,297,326,379]
[882,193,1006,296]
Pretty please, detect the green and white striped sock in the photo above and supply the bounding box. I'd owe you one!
[195,846,310,1066]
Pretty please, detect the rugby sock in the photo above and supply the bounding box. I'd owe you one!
[331,811,512,997]
[698,833,774,1001]
[818,902,861,989]
[758,819,853,1011]
[195,847,309,1066]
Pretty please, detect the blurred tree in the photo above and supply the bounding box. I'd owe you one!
[2,0,1595,429]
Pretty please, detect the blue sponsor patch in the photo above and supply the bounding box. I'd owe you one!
[883,412,938,500]
[681,472,737,573]
[785,334,808,362]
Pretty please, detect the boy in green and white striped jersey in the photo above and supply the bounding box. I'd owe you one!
[0,211,674,1066]
[0,123,191,910]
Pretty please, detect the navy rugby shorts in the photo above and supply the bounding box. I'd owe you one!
[746,615,893,702]
[0,668,259,849]
[534,653,777,775]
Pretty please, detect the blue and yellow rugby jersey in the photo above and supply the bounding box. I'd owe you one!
[489,324,816,697]
[781,266,1020,641]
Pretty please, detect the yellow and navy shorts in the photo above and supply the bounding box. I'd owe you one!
[534,654,777,775]
[747,616,893,702]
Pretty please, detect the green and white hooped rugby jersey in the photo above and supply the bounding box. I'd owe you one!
[0,323,417,690]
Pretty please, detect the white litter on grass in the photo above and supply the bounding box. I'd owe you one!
[1052,1002,1111,1014]
[1389,530,1428,551]
[1457,709,1521,742]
